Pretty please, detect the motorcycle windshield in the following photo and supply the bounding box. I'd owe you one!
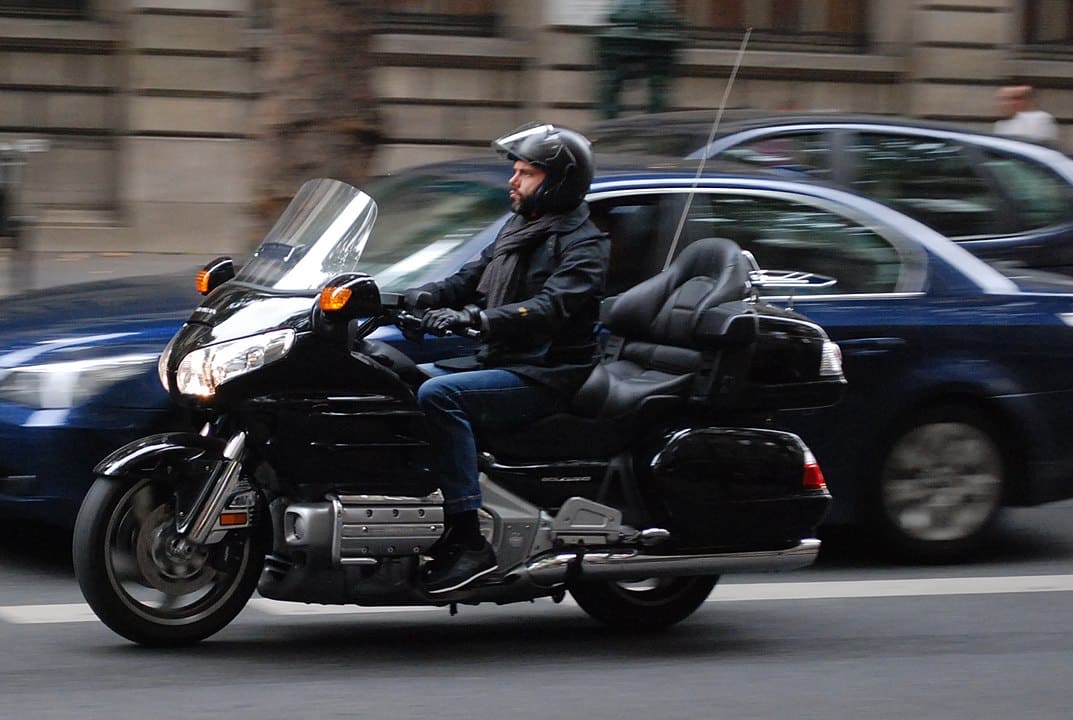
[236,179,378,292]
[235,175,509,294]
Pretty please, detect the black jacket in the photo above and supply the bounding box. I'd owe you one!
[421,202,610,395]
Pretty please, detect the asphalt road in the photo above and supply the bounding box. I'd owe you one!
[2,502,1073,720]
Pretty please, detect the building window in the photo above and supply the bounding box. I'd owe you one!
[0,0,86,17]
[1023,0,1073,48]
[676,0,866,50]
[372,0,496,36]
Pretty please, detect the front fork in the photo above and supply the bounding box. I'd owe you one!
[174,431,255,550]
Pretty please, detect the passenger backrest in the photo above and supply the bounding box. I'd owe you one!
[603,237,751,343]
[572,237,753,419]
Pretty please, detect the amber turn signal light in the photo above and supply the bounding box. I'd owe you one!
[218,512,248,527]
[195,269,211,295]
[319,286,353,312]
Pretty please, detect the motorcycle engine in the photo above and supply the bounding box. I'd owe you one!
[277,493,445,565]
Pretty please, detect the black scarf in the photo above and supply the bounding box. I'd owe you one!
[477,213,560,308]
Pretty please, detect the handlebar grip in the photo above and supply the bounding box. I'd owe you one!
[394,310,481,340]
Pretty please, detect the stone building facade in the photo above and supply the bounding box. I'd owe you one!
[2,0,1072,254]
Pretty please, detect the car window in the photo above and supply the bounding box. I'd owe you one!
[589,198,668,296]
[720,132,833,179]
[979,150,1073,231]
[847,133,1002,238]
[672,191,904,295]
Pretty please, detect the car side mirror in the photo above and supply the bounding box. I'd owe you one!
[196,257,236,295]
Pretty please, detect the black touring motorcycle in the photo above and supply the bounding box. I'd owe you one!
[73,179,845,646]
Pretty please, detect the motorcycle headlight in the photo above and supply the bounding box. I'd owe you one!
[0,353,159,409]
[175,329,295,398]
[157,333,178,392]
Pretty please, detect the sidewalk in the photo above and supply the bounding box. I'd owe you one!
[0,249,206,298]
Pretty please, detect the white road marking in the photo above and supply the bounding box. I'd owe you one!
[707,574,1073,602]
[0,603,99,624]
[2,574,1072,625]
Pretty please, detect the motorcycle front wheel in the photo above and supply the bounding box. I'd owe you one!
[569,575,719,629]
[73,474,265,646]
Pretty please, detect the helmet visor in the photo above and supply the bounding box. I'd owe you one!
[493,123,559,166]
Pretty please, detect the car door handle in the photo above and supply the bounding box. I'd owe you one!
[838,337,906,356]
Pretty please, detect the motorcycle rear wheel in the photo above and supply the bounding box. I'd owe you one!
[569,575,719,629]
[73,474,265,647]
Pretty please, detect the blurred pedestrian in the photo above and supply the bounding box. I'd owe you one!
[994,85,1059,145]
[595,0,683,119]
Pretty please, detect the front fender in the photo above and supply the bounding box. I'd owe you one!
[94,432,227,477]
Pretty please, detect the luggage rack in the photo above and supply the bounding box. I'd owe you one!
[741,249,837,300]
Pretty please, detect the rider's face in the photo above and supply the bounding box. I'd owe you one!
[508,160,546,213]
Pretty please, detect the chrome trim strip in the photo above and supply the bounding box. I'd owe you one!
[330,495,344,567]
[522,538,821,587]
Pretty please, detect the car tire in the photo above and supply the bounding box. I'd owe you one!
[870,405,1006,563]
[569,575,719,629]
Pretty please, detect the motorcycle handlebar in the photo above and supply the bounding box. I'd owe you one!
[393,308,482,340]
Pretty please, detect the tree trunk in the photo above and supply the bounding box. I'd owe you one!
[253,0,382,237]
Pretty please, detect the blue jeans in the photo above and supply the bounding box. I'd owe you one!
[417,366,562,514]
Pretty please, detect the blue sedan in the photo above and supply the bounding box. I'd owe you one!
[590,111,1073,274]
[4,157,1073,563]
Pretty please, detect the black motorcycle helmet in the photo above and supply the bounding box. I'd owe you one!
[493,122,595,216]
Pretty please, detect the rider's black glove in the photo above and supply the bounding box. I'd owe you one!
[422,305,481,335]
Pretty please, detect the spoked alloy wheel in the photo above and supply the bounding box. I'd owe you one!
[875,408,1005,563]
[73,475,265,646]
[569,575,719,629]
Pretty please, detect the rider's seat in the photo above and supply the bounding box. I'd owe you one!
[480,237,757,461]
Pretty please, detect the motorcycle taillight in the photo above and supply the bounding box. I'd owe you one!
[802,448,827,491]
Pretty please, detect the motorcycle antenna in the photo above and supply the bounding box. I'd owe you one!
[664,26,753,270]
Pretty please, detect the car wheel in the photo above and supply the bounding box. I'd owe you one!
[73,474,265,646]
[871,405,1005,563]
[569,575,719,629]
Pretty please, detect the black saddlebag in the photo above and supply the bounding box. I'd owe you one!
[649,426,831,550]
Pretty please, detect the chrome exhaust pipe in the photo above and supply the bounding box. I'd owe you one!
[521,538,821,587]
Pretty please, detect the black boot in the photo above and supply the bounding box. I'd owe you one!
[423,510,497,594]
[425,514,458,557]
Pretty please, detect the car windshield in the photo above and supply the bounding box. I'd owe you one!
[234,174,509,293]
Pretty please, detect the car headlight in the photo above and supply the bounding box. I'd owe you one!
[0,354,159,409]
[175,329,295,398]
